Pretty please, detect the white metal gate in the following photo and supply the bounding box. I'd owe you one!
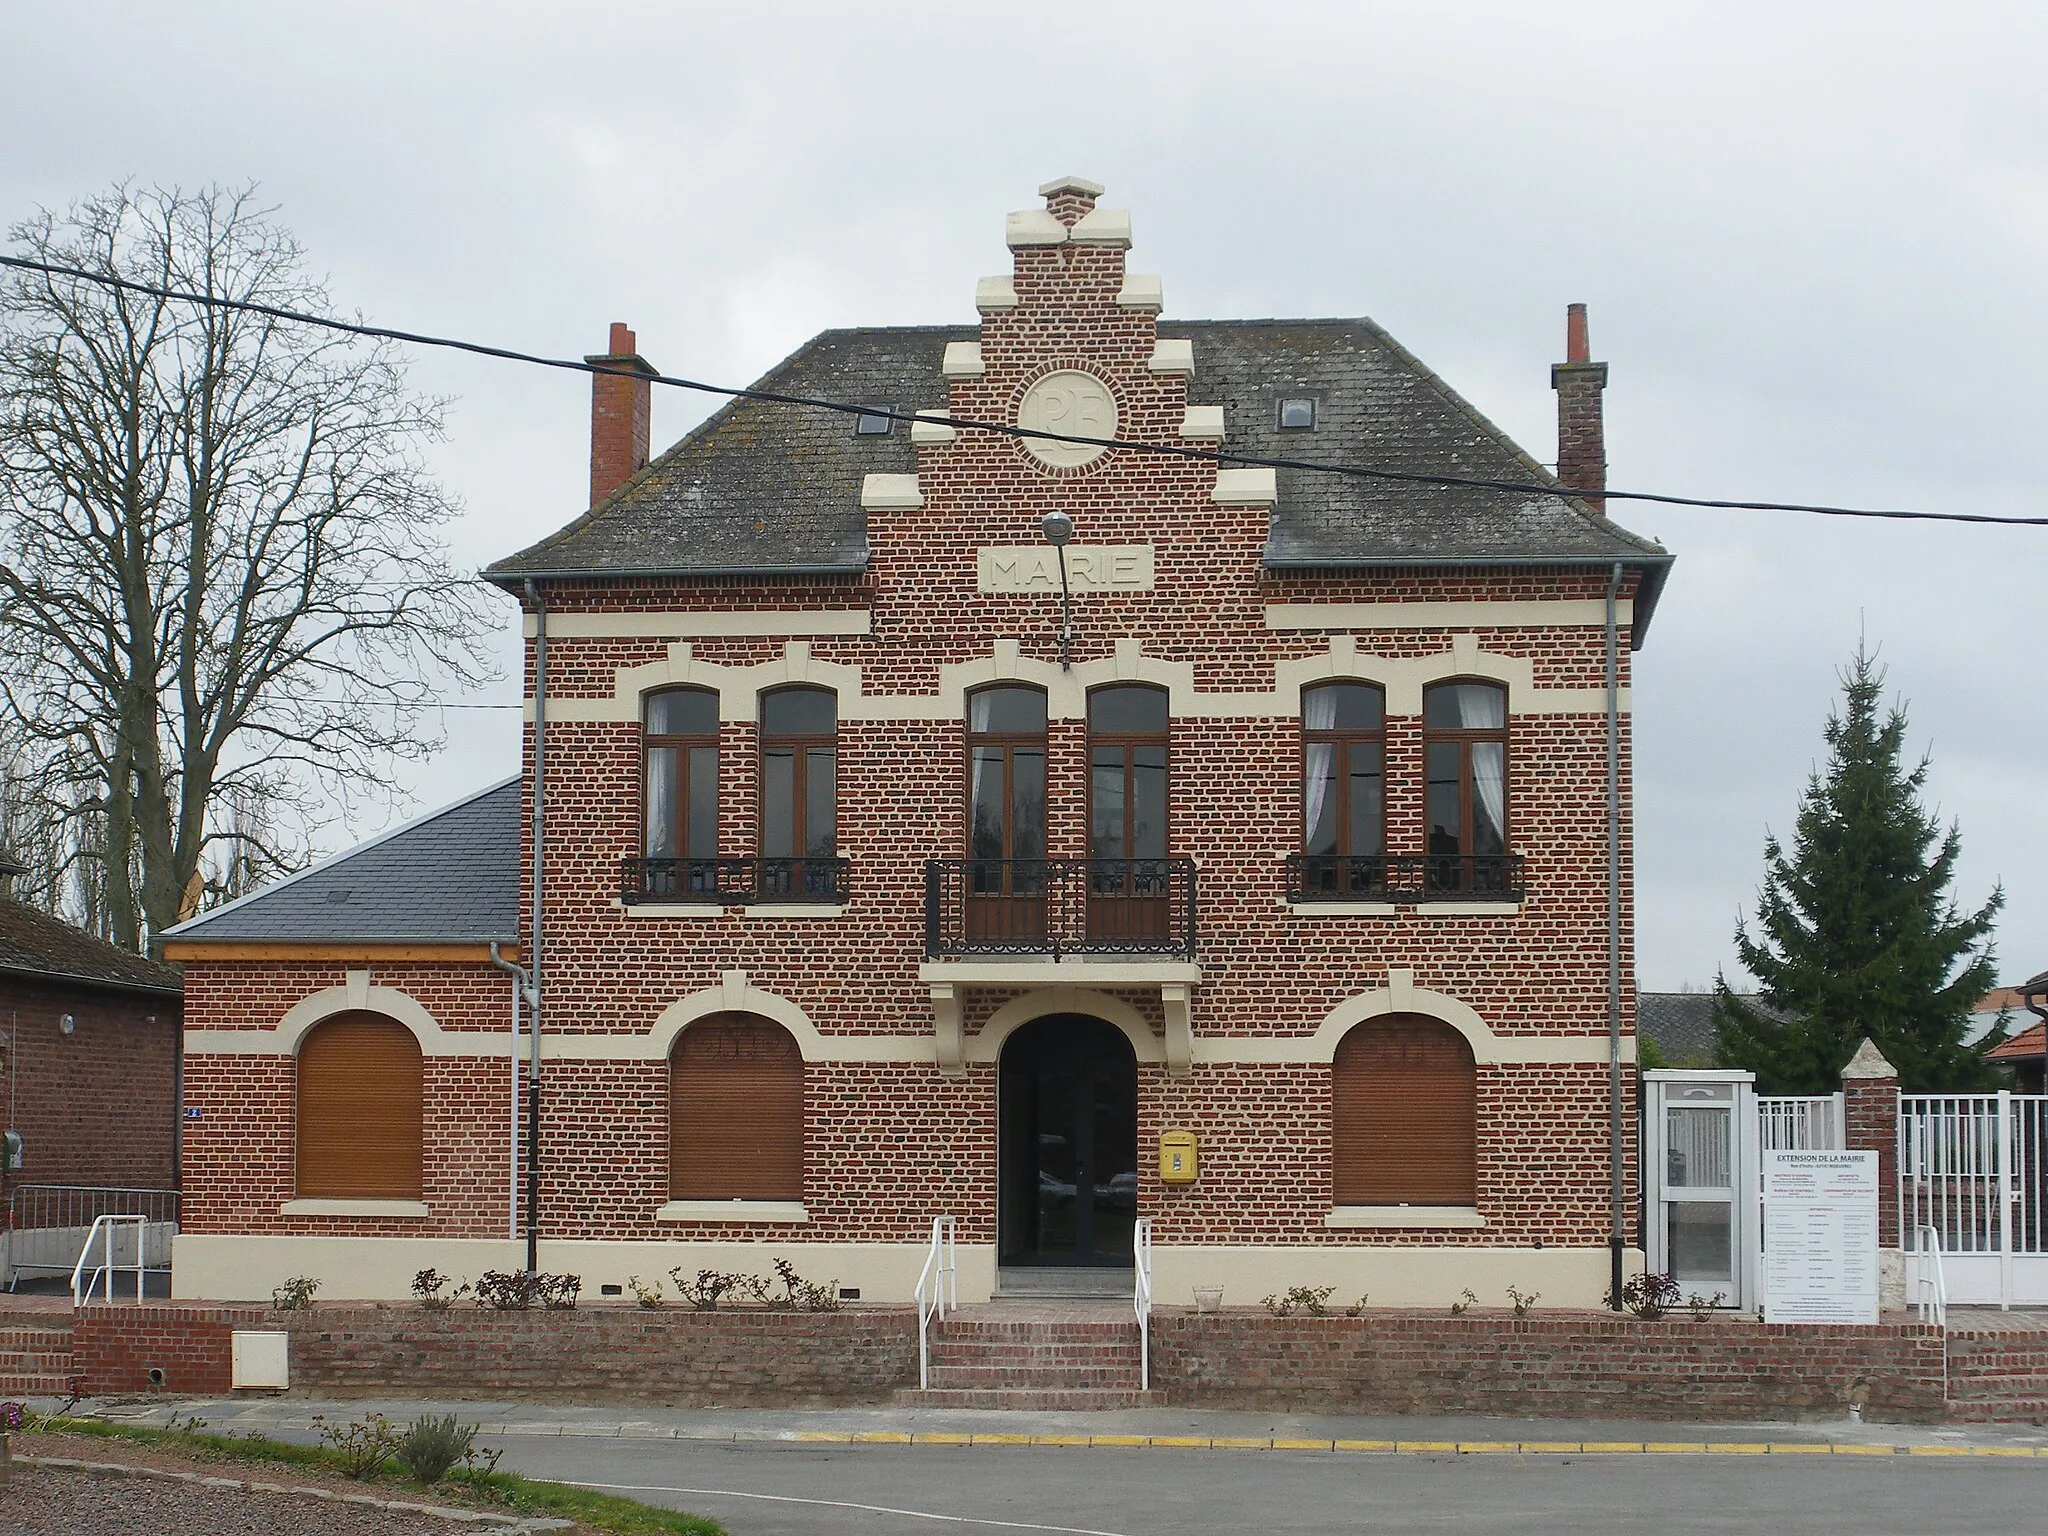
[1899,1092,2048,1308]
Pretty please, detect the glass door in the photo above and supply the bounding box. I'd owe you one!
[1644,1072,1758,1311]
[999,1015,1139,1266]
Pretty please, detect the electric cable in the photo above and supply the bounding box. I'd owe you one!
[4,253,2042,529]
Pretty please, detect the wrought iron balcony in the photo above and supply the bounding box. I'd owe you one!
[1285,853,1526,905]
[924,857,1197,960]
[620,856,851,906]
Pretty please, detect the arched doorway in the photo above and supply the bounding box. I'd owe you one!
[999,1014,1138,1268]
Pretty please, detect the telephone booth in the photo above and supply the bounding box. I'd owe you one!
[1643,1070,1759,1313]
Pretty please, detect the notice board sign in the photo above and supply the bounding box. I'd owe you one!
[1762,1149,1879,1325]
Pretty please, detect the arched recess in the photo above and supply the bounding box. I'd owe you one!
[297,1011,424,1199]
[651,976,830,1062]
[274,977,446,1055]
[967,987,1165,1067]
[1305,976,1504,1064]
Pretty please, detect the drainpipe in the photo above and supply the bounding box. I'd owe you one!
[1606,560,1625,1310]
[522,578,548,1275]
[488,943,534,1242]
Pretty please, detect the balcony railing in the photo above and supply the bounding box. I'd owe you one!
[925,857,1197,960]
[620,856,850,906]
[1285,853,1526,905]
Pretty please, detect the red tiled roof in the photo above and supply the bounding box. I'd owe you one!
[1988,1022,2046,1062]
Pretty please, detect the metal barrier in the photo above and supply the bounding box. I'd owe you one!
[1757,1093,1845,1152]
[915,1214,958,1391]
[1914,1224,1949,1327]
[924,858,1197,960]
[1900,1092,2048,1307]
[71,1214,148,1304]
[1133,1217,1154,1392]
[5,1184,179,1290]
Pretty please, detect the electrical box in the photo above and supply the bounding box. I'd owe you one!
[1,1129,21,1171]
[230,1330,290,1390]
[1159,1129,1197,1184]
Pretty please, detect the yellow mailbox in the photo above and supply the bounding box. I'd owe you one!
[1159,1129,1198,1184]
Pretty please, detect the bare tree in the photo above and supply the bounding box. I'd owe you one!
[0,184,497,950]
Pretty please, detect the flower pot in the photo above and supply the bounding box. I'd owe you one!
[1192,1284,1224,1313]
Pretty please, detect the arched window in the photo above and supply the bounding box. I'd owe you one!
[1422,681,1508,895]
[297,1012,423,1200]
[964,685,1048,942]
[1332,1015,1476,1208]
[669,1014,804,1201]
[1087,686,1170,942]
[1301,682,1384,897]
[643,687,719,899]
[759,687,838,900]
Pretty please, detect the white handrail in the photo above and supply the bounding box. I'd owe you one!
[914,1214,957,1390]
[1133,1216,1154,1392]
[1915,1223,1949,1327]
[70,1213,147,1305]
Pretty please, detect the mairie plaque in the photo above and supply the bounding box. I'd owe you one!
[977,545,1154,594]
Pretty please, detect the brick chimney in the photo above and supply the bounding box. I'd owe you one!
[586,321,657,508]
[1550,302,1608,511]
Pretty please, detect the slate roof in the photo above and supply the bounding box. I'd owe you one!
[1637,991,1796,1067]
[484,320,1671,634]
[0,897,183,998]
[162,778,521,945]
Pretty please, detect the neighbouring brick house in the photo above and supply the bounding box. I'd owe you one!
[0,856,183,1212]
[165,178,1672,1307]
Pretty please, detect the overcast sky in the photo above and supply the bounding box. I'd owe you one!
[7,2,2043,989]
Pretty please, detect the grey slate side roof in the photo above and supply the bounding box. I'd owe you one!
[483,319,1670,631]
[163,778,520,945]
[0,898,183,997]
[1639,991,1796,1067]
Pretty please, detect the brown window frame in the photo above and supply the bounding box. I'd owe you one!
[964,685,1049,862]
[1421,679,1510,857]
[1331,1014,1478,1208]
[758,686,838,861]
[642,686,720,860]
[1085,684,1170,862]
[1301,681,1385,857]
[668,1014,805,1202]
[295,1012,424,1200]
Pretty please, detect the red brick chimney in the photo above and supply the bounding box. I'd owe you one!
[586,321,657,508]
[1550,302,1608,511]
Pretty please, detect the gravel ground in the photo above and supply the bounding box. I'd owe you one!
[0,1463,476,1535]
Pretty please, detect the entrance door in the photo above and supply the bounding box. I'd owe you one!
[999,1015,1139,1267]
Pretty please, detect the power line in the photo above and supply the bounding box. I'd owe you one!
[4,252,2043,530]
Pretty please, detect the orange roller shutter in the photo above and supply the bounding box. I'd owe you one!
[297,1012,424,1199]
[669,1015,804,1201]
[1332,1015,1476,1207]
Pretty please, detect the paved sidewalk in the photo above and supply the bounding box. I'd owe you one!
[76,1393,2048,1456]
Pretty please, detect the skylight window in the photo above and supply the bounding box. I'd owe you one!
[855,407,893,436]
[1277,397,1317,431]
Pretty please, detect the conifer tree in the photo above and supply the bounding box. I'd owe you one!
[1714,646,2002,1093]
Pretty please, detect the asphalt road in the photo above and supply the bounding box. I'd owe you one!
[490,1437,2046,1536]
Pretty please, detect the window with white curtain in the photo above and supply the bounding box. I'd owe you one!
[1302,682,1384,859]
[1422,681,1507,858]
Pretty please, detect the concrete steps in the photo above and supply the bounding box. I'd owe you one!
[894,1309,1148,1410]
[0,1323,80,1397]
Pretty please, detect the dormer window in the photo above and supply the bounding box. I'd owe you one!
[855,406,893,436]
[1277,397,1317,431]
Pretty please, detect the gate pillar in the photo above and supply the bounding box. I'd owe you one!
[1841,1038,1903,1308]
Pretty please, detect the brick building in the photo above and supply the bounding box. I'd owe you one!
[0,857,183,1208]
[166,178,1671,1307]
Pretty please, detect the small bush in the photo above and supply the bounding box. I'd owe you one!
[1607,1272,1683,1320]
[671,1267,758,1311]
[1262,1284,1335,1318]
[412,1269,470,1312]
[271,1275,320,1311]
[1507,1285,1540,1318]
[395,1413,478,1485]
[1449,1287,1478,1316]
[471,1269,580,1310]
[312,1412,398,1479]
[1343,1295,1370,1317]
[537,1272,581,1310]
[626,1273,665,1308]
[1687,1290,1728,1320]
[763,1257,842,1312]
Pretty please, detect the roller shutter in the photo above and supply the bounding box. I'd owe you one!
[297,1012,424,1199]
[669,1014,804,1201]
[1332,1015,1476,1206]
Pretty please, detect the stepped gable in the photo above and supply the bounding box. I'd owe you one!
[160,778,520,945]
[484,180,1670,634]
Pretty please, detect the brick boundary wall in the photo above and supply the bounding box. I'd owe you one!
[64,1304,1948,1421]
[73,1305,266,1396]
[1149,1312,1948,1423]
[281,1306,921,1405]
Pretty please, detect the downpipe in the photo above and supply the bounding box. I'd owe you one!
[1606,560,1625,1310]
[522,578,549,1275]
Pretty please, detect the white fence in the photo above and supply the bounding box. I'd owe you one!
[1899,1092,2048,1308]
[1757,1094,1844,1153]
